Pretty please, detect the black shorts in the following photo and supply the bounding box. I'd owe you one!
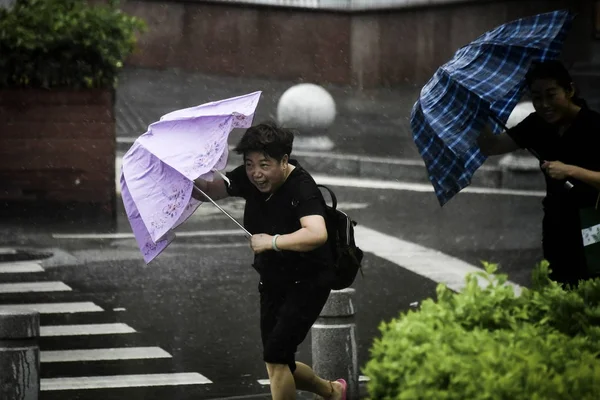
[259,279,331,373]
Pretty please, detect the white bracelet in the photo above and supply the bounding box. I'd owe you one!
[272,234,281,252]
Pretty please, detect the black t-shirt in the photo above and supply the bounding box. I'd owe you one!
[509,106,600,213]
[225,159,333,283]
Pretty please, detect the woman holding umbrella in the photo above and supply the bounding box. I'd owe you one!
[192,122,347,400]
[477,60,600,286]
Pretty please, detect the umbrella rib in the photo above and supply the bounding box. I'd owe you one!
[193,185,252,238]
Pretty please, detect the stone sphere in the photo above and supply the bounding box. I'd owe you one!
[506,101,535,128]
[276,83,337,132]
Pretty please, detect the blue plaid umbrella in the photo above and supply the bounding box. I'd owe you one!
[411,10,574,206]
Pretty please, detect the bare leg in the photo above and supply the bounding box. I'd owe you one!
[292,362,344,399]
[266,363,296,400]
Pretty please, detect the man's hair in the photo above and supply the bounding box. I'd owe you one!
[234,121,294,162]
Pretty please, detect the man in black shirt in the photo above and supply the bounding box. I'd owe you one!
[192,122,347,399]
[478,61,600,286]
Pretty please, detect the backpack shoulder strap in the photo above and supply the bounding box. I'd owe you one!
[317,184,337,210]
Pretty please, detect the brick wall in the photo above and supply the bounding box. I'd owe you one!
[0,90,116,217]
[116,0,594,88]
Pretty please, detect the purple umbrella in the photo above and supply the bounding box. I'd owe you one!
[120,91,261,263]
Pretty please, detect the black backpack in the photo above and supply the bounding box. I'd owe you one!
[317,184,364,290]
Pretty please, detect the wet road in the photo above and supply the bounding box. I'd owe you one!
[0,179,546,399]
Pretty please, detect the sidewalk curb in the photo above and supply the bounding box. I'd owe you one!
[116,142,546,192]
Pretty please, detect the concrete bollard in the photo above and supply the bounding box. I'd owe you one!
[311,288,358,399]
[0,310,41,400]
[276,83,336,151]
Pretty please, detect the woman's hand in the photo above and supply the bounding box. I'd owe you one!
[191,179,208,201]
[541,160,574,180]
[250,234,273,254]
[249,216,328,254]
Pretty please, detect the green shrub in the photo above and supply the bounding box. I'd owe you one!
[0,0,146,89]
[363,262,600,399]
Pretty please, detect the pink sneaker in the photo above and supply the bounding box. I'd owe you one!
[336,379,347,400]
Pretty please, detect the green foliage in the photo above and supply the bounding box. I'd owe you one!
[363,261,600,399]
[0,0,146,89]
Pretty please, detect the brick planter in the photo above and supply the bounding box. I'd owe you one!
[0,89,116,220]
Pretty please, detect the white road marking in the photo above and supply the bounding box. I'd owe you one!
[0,248,17,254]
[188,199,369,220]
[336,202,369,210]
[172,243,249,250]
[258,375,370,385]
[52,229,245,240]
[355,225,522,295]
[116,155,123,194]
[0,261,44,273]
[0,302,103,314]
[0,281,71,293]
[41,323,136,337]
[312,175,545,197]
[41,373,212,391]
[312,323,354,329]
[53,232,139,239]
[42,347,171,363]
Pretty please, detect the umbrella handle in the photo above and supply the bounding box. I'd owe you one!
[488,114,574,191]
[193,184,252,238]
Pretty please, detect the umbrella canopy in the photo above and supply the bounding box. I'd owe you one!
[120,91,262,263]
[411,10,574,206]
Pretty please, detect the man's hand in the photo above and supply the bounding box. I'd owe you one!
[250,234,273,254]
[541,160,574,180]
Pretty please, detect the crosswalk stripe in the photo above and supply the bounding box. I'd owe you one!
[41,323,136,337]
[0,302,103,314]
[0,281,71,293]
[355,225,522,294]
[42,347,171,363]
[0,262,43,273]
[41,373,212,390]
[258,375,370,385]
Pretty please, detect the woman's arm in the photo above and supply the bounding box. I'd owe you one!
[568,166,600,191]
[477,124,521,156]
[250,215,328,254]
[542,161,600,191]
